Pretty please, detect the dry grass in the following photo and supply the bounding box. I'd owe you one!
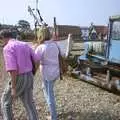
[0,47,5,119]
[0,47,6,92]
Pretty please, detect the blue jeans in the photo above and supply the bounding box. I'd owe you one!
[42,80,57,120]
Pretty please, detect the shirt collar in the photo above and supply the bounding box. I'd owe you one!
[44,40,53,44]
[7,39,16,44]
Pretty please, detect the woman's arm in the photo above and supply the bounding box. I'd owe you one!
[35,45,44,71]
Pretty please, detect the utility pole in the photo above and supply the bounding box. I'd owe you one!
[2,17,4,24]
[36,0,38,17]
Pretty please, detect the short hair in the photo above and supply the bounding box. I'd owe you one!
[0,29,13,38]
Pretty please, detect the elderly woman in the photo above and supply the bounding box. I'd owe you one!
[35,26,60,120]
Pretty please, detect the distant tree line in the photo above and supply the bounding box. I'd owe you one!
[0,20,35,41]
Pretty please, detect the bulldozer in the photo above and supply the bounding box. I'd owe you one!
[28,6,120,94]
[73,15,120,94]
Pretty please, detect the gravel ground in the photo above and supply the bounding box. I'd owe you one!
[1,47,120,120]
[1,73,120,120]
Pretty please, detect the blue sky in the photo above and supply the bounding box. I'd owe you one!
[0,0,120,28]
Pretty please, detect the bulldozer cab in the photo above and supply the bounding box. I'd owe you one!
[107,15,120,64]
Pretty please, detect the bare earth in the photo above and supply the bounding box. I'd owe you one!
[1,47,120,120]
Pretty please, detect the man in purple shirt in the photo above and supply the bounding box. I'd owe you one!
[0,30,39,120]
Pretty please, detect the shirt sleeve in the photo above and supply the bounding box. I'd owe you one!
[29,46,39,62]
[3,48,17,71]
[35,45,44,61]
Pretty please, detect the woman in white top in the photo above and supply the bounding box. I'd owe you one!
[35,26,60,120]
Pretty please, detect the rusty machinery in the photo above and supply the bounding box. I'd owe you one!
[73,15,120,94]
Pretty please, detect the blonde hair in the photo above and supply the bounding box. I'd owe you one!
[37,26,50,44]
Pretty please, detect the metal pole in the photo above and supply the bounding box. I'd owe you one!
[36,0,38,18]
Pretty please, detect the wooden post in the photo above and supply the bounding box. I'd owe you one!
[106,70,111,83]
[54,17,57,37]
[66,34,73,57]
[53,17,59,40]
